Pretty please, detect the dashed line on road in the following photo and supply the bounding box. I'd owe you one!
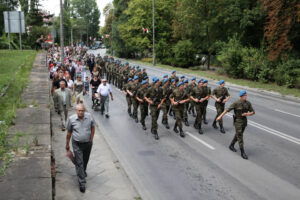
[274,109,300,118]
[186,132,215,150]
[207,105,300,146]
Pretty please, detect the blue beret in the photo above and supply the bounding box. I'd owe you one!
[163,79,169,84]
[143,68,146,71]
[128,78,132,82]
[153,78,159,83]
[141,80,147,85]
[152,76,158,81]
[219,80,225,85]
[125,62,129,65]
[171,79,175,83]
[143,76,149,80]
[134,76,139,80]
[137,69,141,72]
[191,77,196,81]
[239,90,247,97]
[163,74,168,78]
[180,75,185,79]
[184,78,189,83]
[203,80,208,83]
[177,82,184,87]
[197,79,203,84]
[172,70,176,74]
[136,65,140,68]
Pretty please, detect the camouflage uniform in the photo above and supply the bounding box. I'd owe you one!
[212,87,230,127]
[170,88,188,134]
[136,85,148,128]
[226,100,254,150]
[127,81,140,120]
[161,83,172,128]
[190,86,206,134]
[188,82,197,116]
[202,85,211,123]
[145,86,164,133]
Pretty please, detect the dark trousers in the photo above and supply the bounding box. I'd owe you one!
[72,140,93,187]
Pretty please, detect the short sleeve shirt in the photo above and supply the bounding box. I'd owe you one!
[66,113,95,142]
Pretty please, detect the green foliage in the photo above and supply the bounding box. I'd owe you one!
[173,40,196,68]
[274,58,300,88]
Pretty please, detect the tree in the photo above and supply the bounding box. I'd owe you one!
[260,0,300,61]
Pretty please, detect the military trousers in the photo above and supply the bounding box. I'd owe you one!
[173,104,184,130]
[232,120,247,149]
[139,102,147,125]
[195,104,205,126]
[126,95,132,113]
[131,97,139,119]
[150,105,161,131]
[203,100,208,120]
[215,102,225,126]
[183,103,189,121]
[162,103,170,124]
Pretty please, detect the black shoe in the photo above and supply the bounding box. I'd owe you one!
[153,130,159,140]
[194,123,199,129]
[212,122,218,129]
[135,118,139,123]
[165,124,170,129]
[105,114,110,118]
[241,152,248,160]
[184,120,189,126]
[142,124,147,130]
[173,115,176,120]
[80,186,86,193]
[169,112,173,117]
[173,125,179,133]
[180,130,185,138]
[198,128,203,134]
[220,126,225,134]
[229,144,237,152]
[188,109,191,114]
[203,119,208,124]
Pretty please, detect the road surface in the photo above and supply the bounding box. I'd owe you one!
[84,48,300,200]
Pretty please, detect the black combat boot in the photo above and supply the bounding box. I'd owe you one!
[142,123,147,130]
[153,130,159,140]
[198,124,203,134]
[193,121,199,129]
[212,118,218,129]
[169,110,173,116]
[220,125,226,134]
[229,142,237,152]
[184,119,189,126]
[179,129,185,138]
[165,122,170,129]
[173,123,179,133]
[240,148,248,160]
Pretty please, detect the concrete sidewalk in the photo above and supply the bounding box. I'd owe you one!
[52,103,139,199]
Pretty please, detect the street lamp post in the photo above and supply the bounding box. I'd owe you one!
[59,0,64,63]
[152,0,156,66]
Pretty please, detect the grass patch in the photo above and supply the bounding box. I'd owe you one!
[129,59,300,97]
[0,50,37,174]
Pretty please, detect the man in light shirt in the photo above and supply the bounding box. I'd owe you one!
[97,79,114,118]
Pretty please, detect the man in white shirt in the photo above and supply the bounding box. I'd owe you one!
[97,79,114,118]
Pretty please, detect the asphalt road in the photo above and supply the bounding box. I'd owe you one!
[85,49,300,200]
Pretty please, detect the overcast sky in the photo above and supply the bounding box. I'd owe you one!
[40,0,112,26]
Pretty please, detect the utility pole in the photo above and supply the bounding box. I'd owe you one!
[59,0,64,63]
[152,0,156,66]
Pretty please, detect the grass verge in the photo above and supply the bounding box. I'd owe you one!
[0,50,37,175]
[128,59,300,98]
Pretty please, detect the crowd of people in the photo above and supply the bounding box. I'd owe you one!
[48,45,255,173]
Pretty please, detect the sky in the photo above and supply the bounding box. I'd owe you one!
[40,0,113,26]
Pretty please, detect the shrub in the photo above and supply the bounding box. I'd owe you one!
[275,58,300,88]
[173,40,196,68]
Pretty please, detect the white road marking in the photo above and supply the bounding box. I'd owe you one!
[186,132,215,150]
[275,109,300,118]
[207,105,300,145]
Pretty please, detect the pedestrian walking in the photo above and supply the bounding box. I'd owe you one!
[65,104,95,192]
[54,81,72,131]
[97,79,114,118]
[217,90,255,159]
